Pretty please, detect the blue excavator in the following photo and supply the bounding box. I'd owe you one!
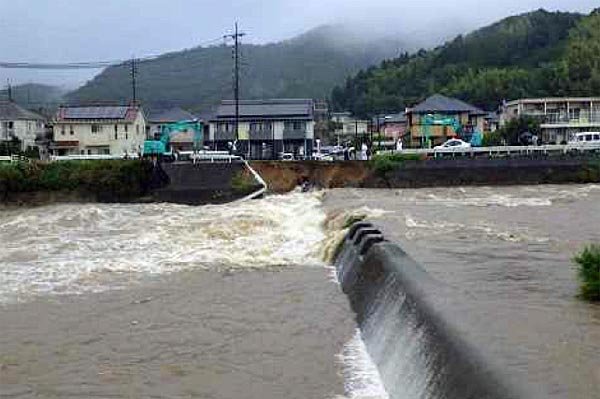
[142,120,203,161]
[421,115,482,148]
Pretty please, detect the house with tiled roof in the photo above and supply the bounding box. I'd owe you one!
[0,100,46,151]
[51,105,146,156]
[406,94,486,147]
[209,99,315,159]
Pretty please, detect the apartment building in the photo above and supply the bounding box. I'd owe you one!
[501,97,600,143]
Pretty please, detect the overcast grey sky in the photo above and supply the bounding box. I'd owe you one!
[0,0,597,87]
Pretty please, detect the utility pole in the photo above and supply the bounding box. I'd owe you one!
[7,79,12,102]
[130,57,138,105]
[224,23,246,154]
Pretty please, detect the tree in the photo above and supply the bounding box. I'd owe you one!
[497,116,541,145]
[563,10,600,95]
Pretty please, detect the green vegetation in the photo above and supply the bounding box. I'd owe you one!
[0,160,153,202]
[495,116,542,145]
[0,138,41,159]
[67,25,406,112]
[231,170,258,195]
[332,9,600,117]
[573,245,600,301]
[371,153,423,175]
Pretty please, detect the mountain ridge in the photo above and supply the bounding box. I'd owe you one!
[66,24,410,112]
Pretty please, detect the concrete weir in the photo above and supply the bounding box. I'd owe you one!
[335,222,540,399]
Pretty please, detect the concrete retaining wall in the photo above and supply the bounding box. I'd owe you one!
[152,162,261,205]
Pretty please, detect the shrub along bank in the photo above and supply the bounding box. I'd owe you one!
[574,244,600,302]
[0,160,154,203]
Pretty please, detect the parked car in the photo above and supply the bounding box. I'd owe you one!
[312,152,334,161]
[566,132,600,152]
[278,152,294,161]
[433,139,471,151]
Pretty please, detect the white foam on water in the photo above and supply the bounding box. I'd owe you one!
[339,329,390,399]
[403,214,550,243]
[0,192,327,303]
[396,184,600,209]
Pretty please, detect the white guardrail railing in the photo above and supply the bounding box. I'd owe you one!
[0,155,31,163]
[378,143,600,157]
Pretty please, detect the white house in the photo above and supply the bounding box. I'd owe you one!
[0,100,45,151]
[51,105,146,156]
[209,99,315,159]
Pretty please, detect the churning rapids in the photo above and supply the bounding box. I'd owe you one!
[0,185,599,398]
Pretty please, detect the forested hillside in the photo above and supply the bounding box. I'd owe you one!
[66,25,408,112]
[331,9,600,116]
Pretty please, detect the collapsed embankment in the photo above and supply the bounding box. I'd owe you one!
[251,158,600,193]
[333,221,540,399]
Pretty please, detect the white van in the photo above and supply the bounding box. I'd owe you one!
[567,132,600,151]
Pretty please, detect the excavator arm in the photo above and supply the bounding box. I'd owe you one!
[143,120,203,157]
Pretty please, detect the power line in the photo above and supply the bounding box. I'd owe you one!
[0,36,225,70]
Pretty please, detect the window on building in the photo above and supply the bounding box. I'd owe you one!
[61,126,65,135]
[124,125,128,133]
[136,124,140,134]
[293,122,304,131]
[569,108,581,120]
[70,127,74,135]
[126,133,128,140]
[218,123,232,133]
[91,124,102,133]
[114,131,118,140]
[250,123,260,132]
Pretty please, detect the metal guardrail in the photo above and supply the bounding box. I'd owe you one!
[191,152,241,163]
[379,143,600,157]
[0,155,31,163]
[50,154,134,161]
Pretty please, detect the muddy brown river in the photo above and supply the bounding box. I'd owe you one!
[1,185,599,398]
[324,185,600,399]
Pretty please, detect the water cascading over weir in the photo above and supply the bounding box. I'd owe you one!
[334,222,541,399]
